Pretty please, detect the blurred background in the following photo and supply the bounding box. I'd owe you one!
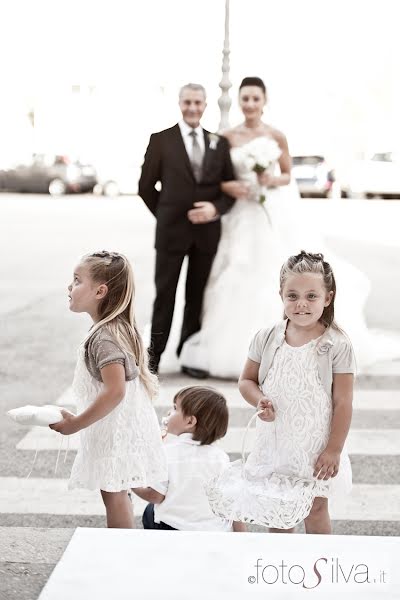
[1,0,400,198]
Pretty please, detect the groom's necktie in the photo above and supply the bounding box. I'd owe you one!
[189,129,203,183]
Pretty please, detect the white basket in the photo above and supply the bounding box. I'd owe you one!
[207,411,328,529]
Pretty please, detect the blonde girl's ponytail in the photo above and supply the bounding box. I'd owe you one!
[81,251,158,400]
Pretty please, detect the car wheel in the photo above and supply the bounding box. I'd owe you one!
[48,178,67,196]
[103,180,120,197]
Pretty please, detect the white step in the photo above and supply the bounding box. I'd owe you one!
[37,528,400,600]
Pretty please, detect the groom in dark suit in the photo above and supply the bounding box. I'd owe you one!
[139,83,235,375]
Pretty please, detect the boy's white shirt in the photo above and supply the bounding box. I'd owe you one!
[150,432,232,531]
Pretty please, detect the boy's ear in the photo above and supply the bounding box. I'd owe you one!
[96,284,108,299]
[186,414,197,428]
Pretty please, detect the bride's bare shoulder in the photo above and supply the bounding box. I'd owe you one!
[220,125,245,146]
[267,125,288,147]
[220,127,237,139]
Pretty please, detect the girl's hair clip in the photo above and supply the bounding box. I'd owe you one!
[91,250,121,261]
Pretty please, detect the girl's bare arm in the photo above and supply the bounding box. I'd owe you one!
[51,363,126,435]
[314,373,353,478]
[327,373,353,453]
[239,358,275,421]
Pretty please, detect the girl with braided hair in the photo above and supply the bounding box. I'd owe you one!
[50,251,167,528]
[238,251,355,534]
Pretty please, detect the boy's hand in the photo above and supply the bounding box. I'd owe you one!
[49,410,81,435]
[313,448,341,479]
[256,397,275,421]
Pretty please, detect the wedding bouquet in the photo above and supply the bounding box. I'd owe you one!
[242,136,282,204]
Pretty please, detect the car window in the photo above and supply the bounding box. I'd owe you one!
[292,156,324,166]
[372,153,392,162]
[0,154,34,169]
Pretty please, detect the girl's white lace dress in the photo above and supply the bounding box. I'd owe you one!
[244,338,352,499]
[69,345,167,492]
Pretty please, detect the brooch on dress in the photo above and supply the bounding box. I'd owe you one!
[316,338,334,354]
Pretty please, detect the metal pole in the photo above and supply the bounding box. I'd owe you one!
[218,0,232,131]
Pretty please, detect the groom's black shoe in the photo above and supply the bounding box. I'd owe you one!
[181,366,209,379]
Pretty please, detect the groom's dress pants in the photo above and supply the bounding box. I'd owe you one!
[150,244,215,360]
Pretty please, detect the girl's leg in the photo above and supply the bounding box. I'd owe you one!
[268,527,295,534]
[100,490,135,529]
[304,497,331,534]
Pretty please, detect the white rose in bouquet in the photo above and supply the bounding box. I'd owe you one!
[244,136,282,203]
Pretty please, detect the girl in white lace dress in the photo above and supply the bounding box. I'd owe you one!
[238,251,355,534]
[50,251,167,528]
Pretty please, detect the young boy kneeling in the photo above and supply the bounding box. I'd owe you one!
[133,385,245,532]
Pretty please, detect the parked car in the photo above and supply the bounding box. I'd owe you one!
[341,152,400,199]
[0,154,97,195]
[291,155,335,198]
[94,163,141,197]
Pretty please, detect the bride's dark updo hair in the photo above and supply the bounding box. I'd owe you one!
[239,77,266,95]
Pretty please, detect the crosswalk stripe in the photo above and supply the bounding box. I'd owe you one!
[16,425,400,456]
[17,427,80,451]
[0,478,147,516]
[1,477,399,522]
[220,428,400,456]
[54,386,400,410]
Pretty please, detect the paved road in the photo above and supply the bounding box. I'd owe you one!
[0,194,399,599]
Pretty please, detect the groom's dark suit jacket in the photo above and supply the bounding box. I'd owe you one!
[139,124,235,253]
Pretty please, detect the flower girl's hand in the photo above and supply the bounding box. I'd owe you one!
[313,448,340,480]
[49,410,80,435]
[257,397,275,422]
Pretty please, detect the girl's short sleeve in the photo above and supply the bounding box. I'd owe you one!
[248,329,268,364]
[91,337,125,371]
[332,336,356,374]
[85,328,139,381]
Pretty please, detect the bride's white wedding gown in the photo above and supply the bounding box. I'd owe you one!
[159,137,398,378]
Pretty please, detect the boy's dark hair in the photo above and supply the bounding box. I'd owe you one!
[174,386,229,445]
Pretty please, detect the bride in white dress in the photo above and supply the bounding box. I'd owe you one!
[165,77,396,378]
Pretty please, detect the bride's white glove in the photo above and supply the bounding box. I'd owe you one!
[221,180,251,199]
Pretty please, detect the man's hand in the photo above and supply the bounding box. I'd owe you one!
[187,202,218,224]
[49,410,81,436]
